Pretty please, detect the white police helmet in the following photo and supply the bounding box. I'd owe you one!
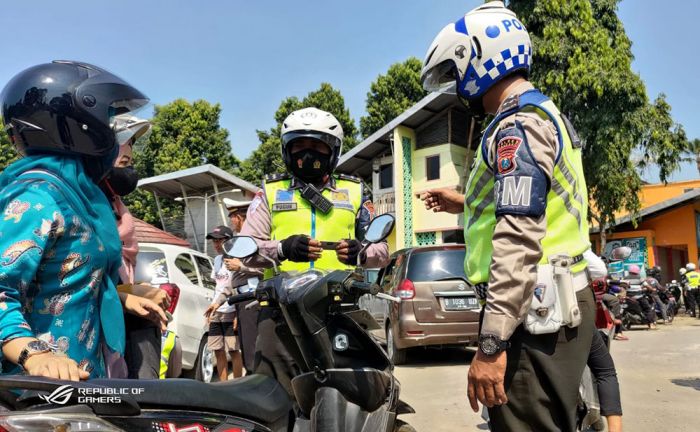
[686,263,696,271]
[281,107,344,174]
[421,1,531,100]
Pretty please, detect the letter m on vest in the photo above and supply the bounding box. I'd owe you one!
[500,176,532,207]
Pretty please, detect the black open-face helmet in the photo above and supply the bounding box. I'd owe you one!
[1,61,149,159]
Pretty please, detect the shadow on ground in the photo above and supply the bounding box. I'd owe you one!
[671,377,700,391]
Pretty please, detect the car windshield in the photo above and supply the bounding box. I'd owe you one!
[406,249,467,283]
[134,250,169,285]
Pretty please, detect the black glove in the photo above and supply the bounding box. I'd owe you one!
[338,239,365,265]
[281,235,313,262]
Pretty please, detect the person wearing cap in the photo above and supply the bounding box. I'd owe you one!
[204,225,243,380]
[418,3,594,430]
[222,198,262,374]
[238,106,389,397]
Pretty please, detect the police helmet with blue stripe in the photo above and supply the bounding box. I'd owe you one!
[421,1,532,103]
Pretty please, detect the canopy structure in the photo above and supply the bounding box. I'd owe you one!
[137,164,260,253]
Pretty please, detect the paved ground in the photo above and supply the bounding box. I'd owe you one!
[396,316,700,431]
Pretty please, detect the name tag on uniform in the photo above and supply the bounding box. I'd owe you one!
[272,202,297,212]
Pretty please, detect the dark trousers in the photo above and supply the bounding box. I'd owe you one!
[686,289,697,316]
[253,308,301,398]
[124,314,161,379]
[236,300,259,373]
[587,331,622,416]
[488,288,595,432]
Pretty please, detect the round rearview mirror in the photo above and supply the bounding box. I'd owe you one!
[223,236,258,259]
[365,214,395,244]
[611,246,632,261]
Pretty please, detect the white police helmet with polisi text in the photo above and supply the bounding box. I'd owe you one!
[421,1,531,100]
[281,107,344,174]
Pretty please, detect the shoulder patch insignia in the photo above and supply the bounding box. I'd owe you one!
[248,191,264,215]
[496,135,522,175]
[331,189,350,203]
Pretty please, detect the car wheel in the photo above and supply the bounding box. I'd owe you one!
[386,325,407,365]
[184,336,215,382]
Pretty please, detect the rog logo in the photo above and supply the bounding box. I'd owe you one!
[39,384,74,405]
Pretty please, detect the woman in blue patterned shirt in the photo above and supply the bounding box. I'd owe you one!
[0,61,165,380]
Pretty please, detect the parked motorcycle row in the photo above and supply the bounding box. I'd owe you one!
[0,214,418,432]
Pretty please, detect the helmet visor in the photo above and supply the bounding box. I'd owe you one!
[421,60,458,94]
[282,130,341,152]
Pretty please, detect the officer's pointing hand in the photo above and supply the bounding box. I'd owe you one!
[467,350,508,412]
[281,235,323,262]
[416,188,464,214]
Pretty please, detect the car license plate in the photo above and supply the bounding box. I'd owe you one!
[444,297,479,311]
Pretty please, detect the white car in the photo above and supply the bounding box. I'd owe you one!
[134,242,217,382]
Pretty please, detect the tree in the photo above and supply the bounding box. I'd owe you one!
[239,83,358,184]
[509,0,688,242]
[360,57,428,138]
[0,129,18,171]
[681,139,700,176]
[127,99,239,226]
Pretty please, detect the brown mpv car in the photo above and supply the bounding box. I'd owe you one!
[375,244,480,364]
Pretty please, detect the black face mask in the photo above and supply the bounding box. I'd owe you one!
[106,166,139,196]
[290,149,331,183]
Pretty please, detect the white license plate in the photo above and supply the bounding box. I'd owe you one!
[444,297,479,311]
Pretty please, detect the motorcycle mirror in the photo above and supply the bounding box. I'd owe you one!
[223,236,258,258]
[364,214,395,244]
[610,246,632,260]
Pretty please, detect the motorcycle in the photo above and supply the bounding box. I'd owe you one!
[0,214,414,432]
[224,213,415,432]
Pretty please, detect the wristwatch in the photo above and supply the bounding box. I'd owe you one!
[17,340,53,368]
[479,334,510,356]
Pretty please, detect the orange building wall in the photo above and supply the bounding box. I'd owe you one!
[637,205,698,262]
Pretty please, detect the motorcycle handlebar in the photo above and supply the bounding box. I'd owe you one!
[226,291,256,305]
[347,280,381,296]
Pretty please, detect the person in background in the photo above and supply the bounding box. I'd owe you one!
[583,250,623,432]
[109,114,171,379]
[626,265,656,329]
[679,267,692,316]
[643,266,668,324]
[684,263,700,318]
[0,61,165,380]
[203,225,243,380]
[223,198,261,375]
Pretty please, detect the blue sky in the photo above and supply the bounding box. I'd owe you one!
[0,0,696,182]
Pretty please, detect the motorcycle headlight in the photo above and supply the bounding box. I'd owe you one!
[281,270,325,293]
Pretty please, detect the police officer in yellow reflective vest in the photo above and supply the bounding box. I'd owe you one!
[238,107,389,396]
[419,3,595,431]
[685,263,700,317]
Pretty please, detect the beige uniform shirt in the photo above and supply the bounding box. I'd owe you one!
[481,82,561,341]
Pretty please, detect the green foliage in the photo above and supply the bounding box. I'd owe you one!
[127,99,239,226]
[0,128,18,171]
[360,57,428,138]
[239,83,357,184]
[681,138,700,176]
[509,0,688,230]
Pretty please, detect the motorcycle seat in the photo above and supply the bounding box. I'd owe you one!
[90,374,291,424]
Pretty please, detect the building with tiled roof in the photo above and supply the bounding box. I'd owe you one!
[134,218,191,247]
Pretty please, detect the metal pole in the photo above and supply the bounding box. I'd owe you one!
[180,184,202,252]
[203,192,209,255]
[152,191,167,230]
[211,179,228,227]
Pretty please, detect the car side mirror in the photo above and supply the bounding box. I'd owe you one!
[223,236,258,259]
